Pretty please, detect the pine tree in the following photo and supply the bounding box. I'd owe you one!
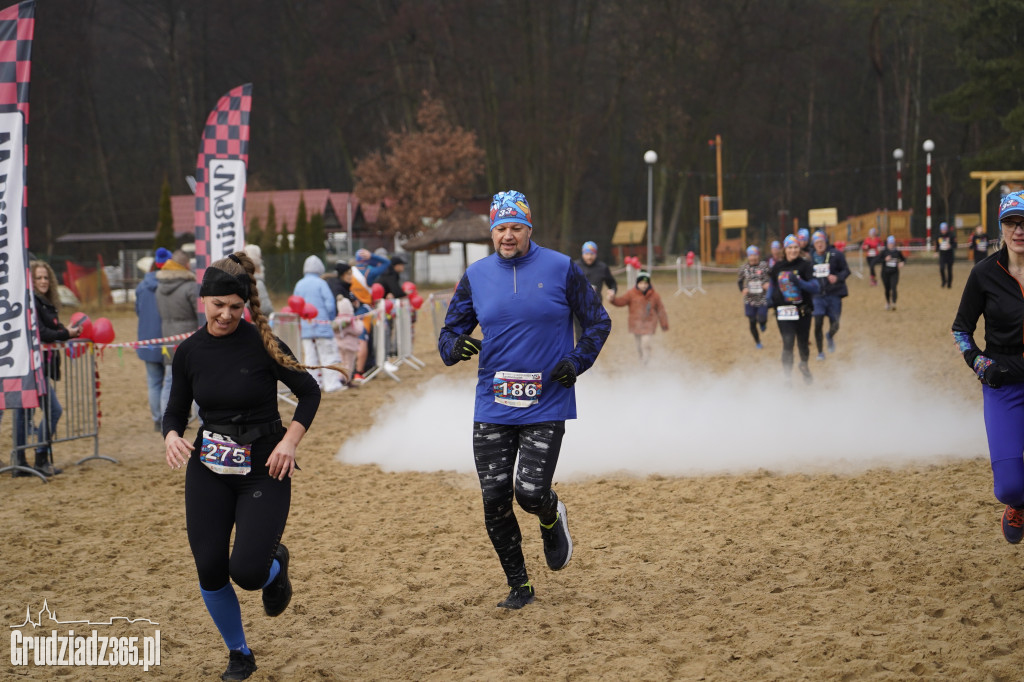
[310,212,325,254]
[293,194,310,253]
[154,177,175,249]
[247,214,263,248]
[260,202,279,255]
[279,221,292,252]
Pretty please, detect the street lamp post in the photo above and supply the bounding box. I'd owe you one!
[644,150,658,270]
[892,148,904,211]
[923,139,935,249]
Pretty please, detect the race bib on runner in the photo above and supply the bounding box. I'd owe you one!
[813,263,830,278]
[493,371,542,408]
[886,259,898,268]
[939,238,951,251]
[200,430,252,475]
[867,248,877,257]
[776,305,799,321]
[747,281,763,294]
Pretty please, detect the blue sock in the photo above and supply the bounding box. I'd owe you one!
[261,559,281,589]
[199,583,250,654]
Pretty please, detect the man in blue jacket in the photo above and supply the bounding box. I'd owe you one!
[438,190,611,610]
[809,231,850,360]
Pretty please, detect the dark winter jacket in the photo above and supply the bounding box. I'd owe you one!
[135,271,163,363]
[34,293,72,380]
[952,247,1024,385]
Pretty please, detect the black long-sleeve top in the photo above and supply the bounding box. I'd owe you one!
[952,247,1024,384]
[162,320,320,438]
[574,258,618,297]
[768,257,819,315]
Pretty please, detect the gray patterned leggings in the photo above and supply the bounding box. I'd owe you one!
[472,420,565,587]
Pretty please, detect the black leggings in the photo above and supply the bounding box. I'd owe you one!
[184,445,290,591]
[473,421,564,587]
[813,316,838,353]
[939,254,954,287]
[776,316,811,375]
[882,270,900,304]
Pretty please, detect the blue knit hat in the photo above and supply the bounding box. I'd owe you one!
[582,241,597,255]
[770,240,781,249]
[154,247,173,268]
[812,230,826,243]
[783,234,798,248]
[1000,191,1024,221]
[797,228,810,241]
[489,190,532,230]
[746,245,759,256]
[886,235,896,247]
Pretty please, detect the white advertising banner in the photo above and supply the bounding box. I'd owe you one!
[206,158,247,262]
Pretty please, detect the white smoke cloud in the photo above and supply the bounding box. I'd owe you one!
[335,351,986,479]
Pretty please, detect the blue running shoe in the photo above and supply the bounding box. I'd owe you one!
[1003,506,1024,544]
[816,353,825,361]
[755,342,763,350]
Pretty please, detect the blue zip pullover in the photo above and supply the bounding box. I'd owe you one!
[438,243,610,424]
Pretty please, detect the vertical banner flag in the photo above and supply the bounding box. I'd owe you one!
[0,0,41,409]
[193,83,251,290]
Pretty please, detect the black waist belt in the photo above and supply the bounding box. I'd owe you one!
[203,419,284,444]
[986,345,1024,357]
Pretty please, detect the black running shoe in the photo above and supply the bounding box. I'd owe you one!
[798,361,813,385]
[497,582,535,609]
[262,544,292,617]
[540,500,573,571]
[221,649,256,681]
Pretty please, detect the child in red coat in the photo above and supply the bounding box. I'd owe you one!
[609,270,669,364]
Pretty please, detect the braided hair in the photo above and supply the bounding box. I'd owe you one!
[206,252,349,381]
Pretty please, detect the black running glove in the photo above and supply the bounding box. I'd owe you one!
[551,359,577,388]
[984,363,1010,389]
[453,335,482,362]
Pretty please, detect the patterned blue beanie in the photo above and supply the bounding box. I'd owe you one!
[797,228,810,241]
[783,234,798,248]
[1000,191,1024,221]
[746,245,759,256]
[582,241,597,255]
[489,190,532,230]
[770,240,781,249]
[812,230,826,243]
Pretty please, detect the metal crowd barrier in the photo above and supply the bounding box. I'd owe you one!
[429,292,452,340]
[269,311,302,406]
[675,257,706,297]
[392,298,424,371]
[1,340,116,482]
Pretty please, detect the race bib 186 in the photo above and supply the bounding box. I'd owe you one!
[200,431,252,475]
[492,371,543,408]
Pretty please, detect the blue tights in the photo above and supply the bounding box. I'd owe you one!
[983,383,1024,507]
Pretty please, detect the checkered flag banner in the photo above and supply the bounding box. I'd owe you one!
[193,83,251,285]
[0,0,43,409]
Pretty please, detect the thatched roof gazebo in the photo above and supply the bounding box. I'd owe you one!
[403,207,492,279]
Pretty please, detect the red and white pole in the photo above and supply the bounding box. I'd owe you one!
[923,139,935,249]
[892,148,903,211]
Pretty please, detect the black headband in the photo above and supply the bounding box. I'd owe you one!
[199,266,250,301]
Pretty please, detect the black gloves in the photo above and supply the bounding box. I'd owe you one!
[984,363,1009,389]
[551,359,577,388]
[453,335,482,361]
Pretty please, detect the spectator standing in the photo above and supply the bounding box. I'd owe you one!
[136,248,172,431]
[293,255,345,393]
[244,244,272,310]
[937,221,957,288]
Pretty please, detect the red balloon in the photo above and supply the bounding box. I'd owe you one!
[280,305,293,313]
[401,281,418,294]
[91,317,115,344]
[69,311,93,340]
[288,295,306,314]
[384,299,395,314]
[301,302,318,320]
[409,293,424,310]
[371,283,385,301]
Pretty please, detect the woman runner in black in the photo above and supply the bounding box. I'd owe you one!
[768,234,819,384]
[164,252,332,681]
